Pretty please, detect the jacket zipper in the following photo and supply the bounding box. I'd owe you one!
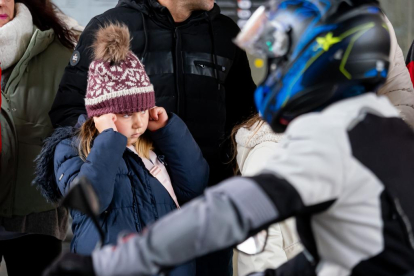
[127,173,143,232]
[174,27,184,117]
[1,90,19,216]
[99,209,110,239]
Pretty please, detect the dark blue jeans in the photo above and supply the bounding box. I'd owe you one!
[0,234,62,276]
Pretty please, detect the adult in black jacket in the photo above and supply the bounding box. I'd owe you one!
[50,0,256,185]
[49,0,256,275]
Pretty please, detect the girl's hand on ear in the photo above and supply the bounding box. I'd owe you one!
[148,107,168,131]
[93,113,118,133]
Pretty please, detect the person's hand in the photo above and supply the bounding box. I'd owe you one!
[148,107,168,131]
[42,252,96,276]
[93,113,117,133]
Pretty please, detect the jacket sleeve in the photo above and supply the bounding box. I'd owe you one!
[54,129,127,213]
[49,17,102,128]
[378,16,414,129]
[91,115,343,276]
[92,177,279,276]
[149,113,209,204]
[91,175,319,276]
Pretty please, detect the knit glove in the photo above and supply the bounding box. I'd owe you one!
[42,252,96,276]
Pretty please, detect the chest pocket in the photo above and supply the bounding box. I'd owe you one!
[183,52,233,83]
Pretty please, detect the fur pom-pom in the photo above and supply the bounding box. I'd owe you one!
[92,23,131,63]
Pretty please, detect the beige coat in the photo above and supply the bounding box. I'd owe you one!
[233,122,302,276]
[378,16,414,129]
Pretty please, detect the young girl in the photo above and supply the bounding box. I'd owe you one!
[34,24,209,276]
[230,114,302,276]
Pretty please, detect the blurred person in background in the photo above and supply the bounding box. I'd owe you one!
[378,15,414,129]
[0,0,81,275]
[231,114,302,276]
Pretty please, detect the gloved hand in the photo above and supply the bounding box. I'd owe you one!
[42,252,96,276]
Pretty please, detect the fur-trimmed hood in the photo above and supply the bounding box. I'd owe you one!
[32,116,85,203]
[235,121,284,175]
[235,121,284,149]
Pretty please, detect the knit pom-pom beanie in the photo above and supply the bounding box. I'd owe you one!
[85,23,155,118]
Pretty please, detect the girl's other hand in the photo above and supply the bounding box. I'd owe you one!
[148,107,168,131]
[93,113,118,133]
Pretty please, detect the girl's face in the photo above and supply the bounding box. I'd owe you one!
[0,0,14,28]
[115,110,149,146]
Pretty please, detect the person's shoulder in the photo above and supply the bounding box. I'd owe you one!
[209,4,240,35]
[286,94,393,146]
[287,112,340,134]
[214,13,239,27]
[213,13,240,34]
[48,36,73,55]
[286,109,347,148]
[55,132,78,151]
[94,6,143,24]
[32,36,72,77]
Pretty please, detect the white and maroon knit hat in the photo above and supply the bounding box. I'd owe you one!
[85,23,155,118]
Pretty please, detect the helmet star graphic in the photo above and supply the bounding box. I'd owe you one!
[316,32,342,51]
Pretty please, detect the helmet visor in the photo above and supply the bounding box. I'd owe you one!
[234,4,290,58]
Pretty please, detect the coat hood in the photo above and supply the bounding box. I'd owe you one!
[235,121,284,176]
[32,115,86,203]
[235,121,284,149]
[116,0,221,23]
[117,0,152,15]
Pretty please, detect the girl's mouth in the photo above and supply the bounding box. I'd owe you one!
[0,14,8,20]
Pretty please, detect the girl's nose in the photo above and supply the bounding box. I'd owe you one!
[133,115,144,128]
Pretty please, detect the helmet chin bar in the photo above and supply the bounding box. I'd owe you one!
[268,83,338,133]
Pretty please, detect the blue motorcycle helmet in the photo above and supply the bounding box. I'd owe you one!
[235,0,390,133]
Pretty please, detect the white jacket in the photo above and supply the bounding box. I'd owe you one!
[234,122,302,276]
[378,16,414,129]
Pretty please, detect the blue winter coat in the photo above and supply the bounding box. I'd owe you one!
[35,113,209,276]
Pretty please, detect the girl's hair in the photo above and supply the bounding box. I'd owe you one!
[229,113,265,175]
[77,117,153,161]
[15,0,76,49]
